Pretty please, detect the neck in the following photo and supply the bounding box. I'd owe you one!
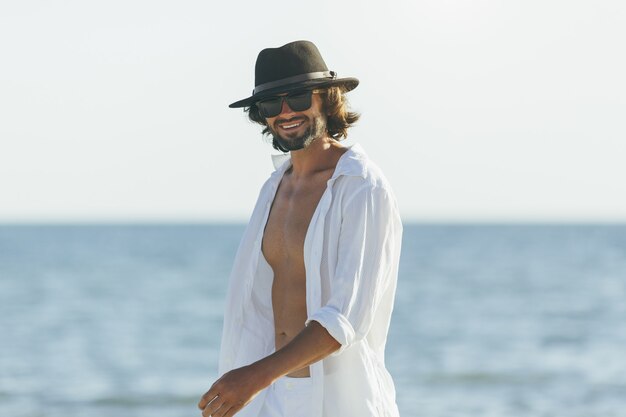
[288,135,347,177]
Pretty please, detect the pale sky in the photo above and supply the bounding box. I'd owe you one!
[1,0,624,223]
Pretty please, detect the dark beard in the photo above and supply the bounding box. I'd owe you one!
[269,115,327,152]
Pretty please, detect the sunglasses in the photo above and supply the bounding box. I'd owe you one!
[255,89,322,118]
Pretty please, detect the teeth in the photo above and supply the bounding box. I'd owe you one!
[282,121,303,129]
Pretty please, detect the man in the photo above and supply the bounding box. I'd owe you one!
[198,40,403,417]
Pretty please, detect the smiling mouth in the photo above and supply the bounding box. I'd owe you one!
[277,118,306,131]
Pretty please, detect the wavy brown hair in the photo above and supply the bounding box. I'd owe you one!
[245,85,360,152]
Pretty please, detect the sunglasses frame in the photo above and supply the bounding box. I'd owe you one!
[255,89,323,118]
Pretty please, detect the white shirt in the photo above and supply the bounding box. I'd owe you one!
[217,143,403,417]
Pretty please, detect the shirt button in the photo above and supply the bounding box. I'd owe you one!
[286,381,293,390]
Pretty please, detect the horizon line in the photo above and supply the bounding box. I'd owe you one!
[1,219,625,226]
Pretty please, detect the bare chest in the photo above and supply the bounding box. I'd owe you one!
[262,173,330,267]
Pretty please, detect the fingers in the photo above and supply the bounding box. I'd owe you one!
[201,396,242,417]
[201,395,224,417]
[213,403,234,417]
[223,403,244,417]
[198,386,219,410]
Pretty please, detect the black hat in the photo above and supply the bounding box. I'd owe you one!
[229,40,359,108]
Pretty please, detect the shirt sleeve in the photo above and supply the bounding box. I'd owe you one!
[306,182,401,355]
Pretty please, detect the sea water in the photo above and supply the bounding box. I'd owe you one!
[1,224,625,417]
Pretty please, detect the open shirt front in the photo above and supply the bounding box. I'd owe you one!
[217,143,403,417]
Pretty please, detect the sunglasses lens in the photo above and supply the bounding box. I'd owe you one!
[256,90,314,118]
[286,91,312,112]
[257,98,283,118]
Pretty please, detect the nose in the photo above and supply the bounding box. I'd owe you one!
[278,97,295,116]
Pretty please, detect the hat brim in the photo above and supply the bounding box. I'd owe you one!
[228,77,359,108]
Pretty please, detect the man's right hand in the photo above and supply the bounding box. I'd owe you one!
[198,364,270,417]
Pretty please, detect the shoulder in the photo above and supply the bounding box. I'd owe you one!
[330,148,400,223]
[332,145,397,200]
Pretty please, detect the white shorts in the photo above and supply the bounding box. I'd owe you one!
[258,376,313,417]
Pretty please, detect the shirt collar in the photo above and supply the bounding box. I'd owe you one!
[270,143,368,179]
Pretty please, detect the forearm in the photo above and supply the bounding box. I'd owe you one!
[252,320,341,384]
[198,321,341,416]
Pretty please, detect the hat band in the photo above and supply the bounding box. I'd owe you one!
[253,71,336,95]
